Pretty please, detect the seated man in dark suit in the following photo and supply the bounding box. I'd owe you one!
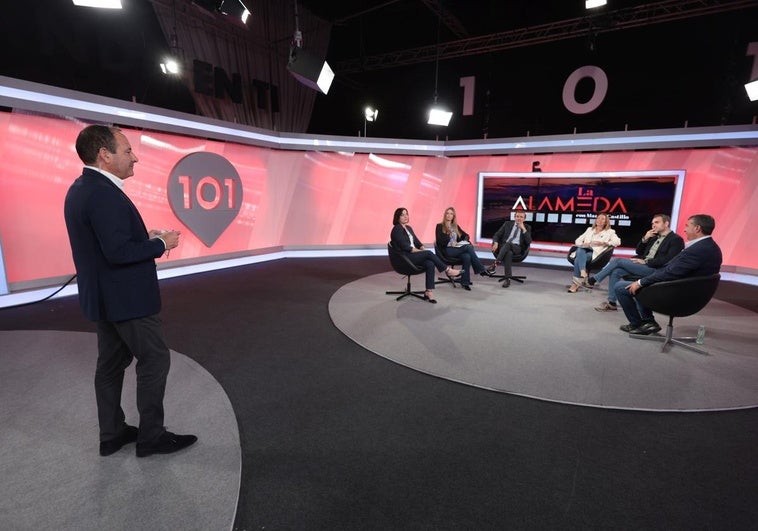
[486,210,532,288]
[614,214,722,335]
[590,214,684,311]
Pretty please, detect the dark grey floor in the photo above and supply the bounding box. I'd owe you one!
[1,257,758,530]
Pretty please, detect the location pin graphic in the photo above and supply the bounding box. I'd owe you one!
[167,152,243,247]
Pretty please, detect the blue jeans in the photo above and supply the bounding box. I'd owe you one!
[445,245,486,286]
[593,258,655,304]
[614,280,655,327]
[572,247,593,277]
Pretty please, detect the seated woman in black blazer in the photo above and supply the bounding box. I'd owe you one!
[390,207,461,303]
[435,207,489,290]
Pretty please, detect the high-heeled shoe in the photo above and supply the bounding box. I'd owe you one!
[445,267,462,277]
[423,290,438,303]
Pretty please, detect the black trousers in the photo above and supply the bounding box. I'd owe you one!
[406,250,448,290]
[95,315,170,444]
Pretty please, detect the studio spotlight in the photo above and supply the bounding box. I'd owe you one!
[363,106,378,136]
[72,0,122,8]
[287,47,334,95]
[218,0,251,24]
[160,58,181,75]
[428,105,452,127]
[585,0,607,9]
[745,79,758,102]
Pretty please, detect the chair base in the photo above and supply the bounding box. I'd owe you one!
[629,324,710,355]
[386,274,426,301]
[386,289,426,301]
[497,275,526,284]
[490,272,526,284]
[435,274,460,288]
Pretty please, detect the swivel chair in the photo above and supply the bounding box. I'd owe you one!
[434,240,463,288]
[567,245,614,291]
[490,243,530,284]
[386,242,427,301]
[629,273,721,355]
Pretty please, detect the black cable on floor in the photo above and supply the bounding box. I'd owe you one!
[0,275,77,310]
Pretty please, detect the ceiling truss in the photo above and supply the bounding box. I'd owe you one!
[334,0,758,74]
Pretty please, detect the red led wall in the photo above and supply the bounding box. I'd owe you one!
[0,111,756,285]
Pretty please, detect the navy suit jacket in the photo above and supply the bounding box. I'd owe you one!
[492,220,532,248]
[64,168,166,322]
[390,224,423,253]
[639,236,722,287]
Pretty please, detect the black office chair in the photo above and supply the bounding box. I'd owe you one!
[386,242,427,301]
[567,245,614,291]
[629,273,721,355]
[490,244,530,284]
[434,240,463,288]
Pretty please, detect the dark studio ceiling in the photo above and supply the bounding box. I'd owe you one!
[298,0,758,140]
[1,0,757,141]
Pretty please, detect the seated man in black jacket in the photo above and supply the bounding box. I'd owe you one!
[486,210,532,288]
[589,214,684,311]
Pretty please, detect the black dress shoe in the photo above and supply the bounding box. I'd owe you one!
[502,278,511,288]
[100,425,138,456]
[462,284,471,291]
[627,324,657,335]
[638,321,662,334]
[136,431,198,458]
[619,323,636,333]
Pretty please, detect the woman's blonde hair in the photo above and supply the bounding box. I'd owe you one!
[441,207,462,237]
[594,213,611,230]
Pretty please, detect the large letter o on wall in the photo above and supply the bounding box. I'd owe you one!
[562,66,608,115]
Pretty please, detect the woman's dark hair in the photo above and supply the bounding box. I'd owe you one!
[392,207,407,226]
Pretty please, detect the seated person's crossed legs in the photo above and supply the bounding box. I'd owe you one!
[591,258,655,312]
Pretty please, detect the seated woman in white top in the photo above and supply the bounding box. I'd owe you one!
[567,212,621,293]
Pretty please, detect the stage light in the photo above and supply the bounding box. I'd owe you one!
[72,0,122,8]
[363,106,378,136]
[745,79,758,102]
[364,107,378,122]
[160,58,181,75]
[287,47,334,94]
[428,106,452,127]
[218,0,251,24]
[585,0,607,8]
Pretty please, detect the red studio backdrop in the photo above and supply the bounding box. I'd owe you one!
[0,110,756,287]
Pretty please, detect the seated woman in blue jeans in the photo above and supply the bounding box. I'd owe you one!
[435,207,489,290]
[390,207,461,303]
[567,213,621,293]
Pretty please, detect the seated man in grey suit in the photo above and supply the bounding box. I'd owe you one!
[486,210,532,288]
[590,214,684,311]
[614,214,722,335]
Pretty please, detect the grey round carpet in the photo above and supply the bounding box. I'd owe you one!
[329,268,758,411]
[0,330,240,531]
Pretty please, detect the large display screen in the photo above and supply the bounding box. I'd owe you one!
[476,171,685,250]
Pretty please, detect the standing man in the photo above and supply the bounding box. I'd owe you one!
[487,210,532,287]
[614,214,722,335]
[590,214,684,311]
[64,125,197,458]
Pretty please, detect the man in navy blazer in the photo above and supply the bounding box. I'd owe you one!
[64,125,196,458]
[487,211,532,287]
[614,214,723,335]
